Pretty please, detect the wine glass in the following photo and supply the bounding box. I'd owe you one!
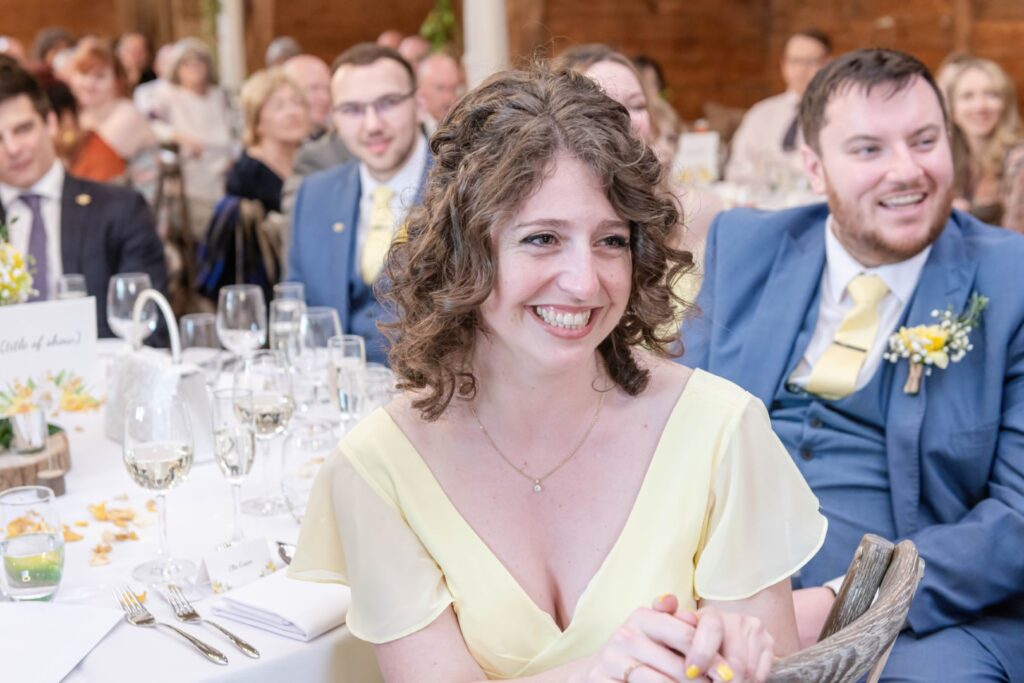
[216,284,267,360]
[212,388,256,543]
[233,351,294,516]
[328,335,366,433]
[269,298,305,366]
[123,395,195,584]
[180,313,221,386]
[293,308,341,425]
[55,274,87,300]
[0,486,65,601]
[273,282,305,303]
[359,364,398,419]
[107,273,156,346]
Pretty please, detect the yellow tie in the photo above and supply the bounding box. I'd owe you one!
[805,274,890,400]
[361,186,395,284]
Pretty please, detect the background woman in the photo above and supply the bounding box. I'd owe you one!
[291,65,825,682]
[66,36,157,197]
[226,67,309,215]
[939,56,1022,225]
[151,37,236,237]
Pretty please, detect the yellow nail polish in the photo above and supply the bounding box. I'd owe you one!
[716,663,735,681]
[685,665,701,679]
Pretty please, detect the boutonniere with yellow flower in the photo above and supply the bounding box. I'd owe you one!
[0,218,36,306]
[883,292,988,395]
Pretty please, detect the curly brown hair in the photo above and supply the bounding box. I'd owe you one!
[381,64,692,421]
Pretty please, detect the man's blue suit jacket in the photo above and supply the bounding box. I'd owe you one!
[684,202,1024,640]
[287,157,430,364]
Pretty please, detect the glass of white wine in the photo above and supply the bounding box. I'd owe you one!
[212,388,256,543]
[123,396,195,584]
[216,284,267,361]
[233,351,294,516]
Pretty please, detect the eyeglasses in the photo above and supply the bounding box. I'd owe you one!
[333,92,415,119]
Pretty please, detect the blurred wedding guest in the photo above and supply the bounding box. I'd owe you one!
[634,53,667,99]
[265,36,302,68]
[938,56,1022,225]
[51,45,77,82]
[649,95,682,169]
[227,68,309,214]
[416,52,461,135]
[66,37,158,193]
[43,77,121,181]
[0,36,27,64]
[283,54,331,139]
[292,63,823,681]
[287,44,428,364]
[31,27,72,71]
[132,43,173,118]
[0,58,166,336]
[725,28,831,184]
[151,38,235,237]
[116,32,156,93]
[377,29,403,50]
[398,34,430,66]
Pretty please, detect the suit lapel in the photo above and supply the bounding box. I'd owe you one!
[739,219,827,405]
[885,215,976,536]
[59,175,87,274]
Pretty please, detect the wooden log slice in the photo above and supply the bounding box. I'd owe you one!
[0,431,71,492]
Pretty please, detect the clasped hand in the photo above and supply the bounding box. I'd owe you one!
[580,594,774,682]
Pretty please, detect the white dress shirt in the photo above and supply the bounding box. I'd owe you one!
[356,133,429,262]
[725,90,805,184]
[789,216,932,392]
[0,160,66,296]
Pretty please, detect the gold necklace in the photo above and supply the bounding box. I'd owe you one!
[469,390,605,493]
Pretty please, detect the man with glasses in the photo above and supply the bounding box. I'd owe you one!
[725,29,831,185]
[288,44,429,365]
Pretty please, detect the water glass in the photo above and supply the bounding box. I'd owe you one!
[273,282,305,302]
[0,486,64,601]
[123,396,195,584]
[359,364,398,418]
[180,313,221,385]
[212,388,256,543]
[107,273,156,346]
[55,274,87,300]
[329,335,366,428]
[282,422,334,523]
[269,298,305,366]
[216,284,267,358]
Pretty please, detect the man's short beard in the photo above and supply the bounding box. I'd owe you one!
[826,183,953,264]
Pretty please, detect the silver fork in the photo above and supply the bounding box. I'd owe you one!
[164,584,260,659]
[113,585,229,665]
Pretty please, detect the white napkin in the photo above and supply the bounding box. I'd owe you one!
[0,602,122,682]
[211,569,350,641]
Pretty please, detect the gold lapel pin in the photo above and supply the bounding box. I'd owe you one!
[75,193,92,206]
[332,222,345,233]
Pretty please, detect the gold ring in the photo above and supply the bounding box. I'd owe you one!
[623,663,643,681]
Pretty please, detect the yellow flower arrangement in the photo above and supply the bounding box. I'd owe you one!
[884,293,988,394]
[0,241,36,305]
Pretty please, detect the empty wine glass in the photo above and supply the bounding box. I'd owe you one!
[233,351,294,516]
[212,388,256,543]
[329,335,366,433]
[180,313,221,386]
[55,274,87,300]
[107,273,156,346]
[269,299,305,366]
[123,395,195,584]
[273,282,305,302]
[216,285,267,359]
[293,308,341,425]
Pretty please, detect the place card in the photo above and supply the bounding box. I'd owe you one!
[672,131,721,185]
[197,537,279,594]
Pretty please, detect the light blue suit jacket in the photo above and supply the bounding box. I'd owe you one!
[684,203,1024,642]
[287,157,430,364]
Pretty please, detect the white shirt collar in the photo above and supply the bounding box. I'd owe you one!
[824,214,932,305]
[0,160,65,209]
[358,133,428,202]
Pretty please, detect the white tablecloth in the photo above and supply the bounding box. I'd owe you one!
[5,352,382,683]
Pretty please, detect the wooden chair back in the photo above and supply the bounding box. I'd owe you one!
[768,534,925,682]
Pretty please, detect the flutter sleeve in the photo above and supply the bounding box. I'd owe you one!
[693,395,827,601]
[289,444,454,643]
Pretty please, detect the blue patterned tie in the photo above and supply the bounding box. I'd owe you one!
[20,194,48,301]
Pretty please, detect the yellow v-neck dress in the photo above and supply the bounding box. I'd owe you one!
[291,370,826,679]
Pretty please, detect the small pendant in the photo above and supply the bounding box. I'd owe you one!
[532,481,543,493]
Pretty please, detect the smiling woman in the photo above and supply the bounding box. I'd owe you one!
[290,64,827,683]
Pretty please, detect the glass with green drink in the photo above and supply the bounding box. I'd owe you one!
[0,486,64,601]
